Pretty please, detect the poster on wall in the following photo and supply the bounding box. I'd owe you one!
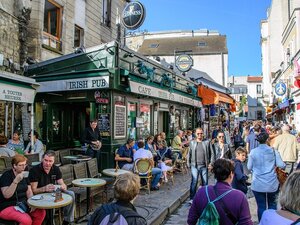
[114,105,126,139]
[98,113,110,137]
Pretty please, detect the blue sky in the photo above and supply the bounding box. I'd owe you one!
[136,0,272,76]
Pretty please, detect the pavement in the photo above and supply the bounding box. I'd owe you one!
[74,170,258,225]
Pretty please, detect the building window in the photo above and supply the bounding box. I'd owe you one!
[74,25,84,48]
[102,0,111,27]
[197,42,207,47]
[43,0,63,51]
[149,43,159,48]
[256,84,262,94]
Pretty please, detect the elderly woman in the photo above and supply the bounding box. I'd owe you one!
[7,130,24,153]
[0,134,15,157]
[0,155,45,225]
[248,132,285,221]
[187,158,253,225]
[260,171,300,224]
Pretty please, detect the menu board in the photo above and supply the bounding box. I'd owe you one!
[114,105,126,139]
[98,113,110,137]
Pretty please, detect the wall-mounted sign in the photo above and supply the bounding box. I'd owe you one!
[95,91,109,104]
[129,81,202,107]
[38,76,109,92]
[275,82,287,96]
[175,54,193,72]
[0,82,35,103]
[122,1,146,30]
[98,113,110,137]
[114,105,126,139]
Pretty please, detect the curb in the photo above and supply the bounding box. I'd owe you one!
[149,186,190,225]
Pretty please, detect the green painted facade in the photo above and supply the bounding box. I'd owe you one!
[26,41,202,170]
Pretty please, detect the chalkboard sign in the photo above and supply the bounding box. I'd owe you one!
[114,105,126,139]
[98,113,110,137]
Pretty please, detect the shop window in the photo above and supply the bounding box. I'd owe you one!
[43,0,63,51]
[102,0,111,27]
[138,104,151,139]
[52,109,63,143]
[74,25,84,48]
[257,110,263,120]
[256,84,262,94]
[127,102,136,139]
[181,110,188,130]
[174,109,181,131]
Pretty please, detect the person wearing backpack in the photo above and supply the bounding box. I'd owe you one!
[187,158,253,225]
[88,172,147,225]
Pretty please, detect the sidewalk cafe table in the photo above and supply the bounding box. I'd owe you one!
[27,192,73,225]
[72,178,106,221]
[102,168,130,177]
[63,155,92,163]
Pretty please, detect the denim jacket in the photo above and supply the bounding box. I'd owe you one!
[247,144,285,192]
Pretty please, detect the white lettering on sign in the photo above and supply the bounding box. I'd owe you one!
[129,80,202,107]
[38,76,110,92]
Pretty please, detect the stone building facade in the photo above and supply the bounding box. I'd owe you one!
[0,0,127,140]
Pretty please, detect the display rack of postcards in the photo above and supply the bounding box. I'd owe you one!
[229,115,235,133]
[209,116,219,136]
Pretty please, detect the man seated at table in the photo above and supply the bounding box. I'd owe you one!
[133,140,162,191]
[28,150,75,225]
[115,138,135,171]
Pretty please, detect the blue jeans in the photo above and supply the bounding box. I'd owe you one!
[151,167,162,187]
[252,189,279,221]
[190,165,208,200]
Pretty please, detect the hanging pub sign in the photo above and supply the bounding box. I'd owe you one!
[122,1,146,30]
[175,54,193,72]
[275,82,287,96]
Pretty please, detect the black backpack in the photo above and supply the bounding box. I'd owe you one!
[88,202,146,225]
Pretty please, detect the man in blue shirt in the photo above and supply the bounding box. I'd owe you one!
[115,138,135,171]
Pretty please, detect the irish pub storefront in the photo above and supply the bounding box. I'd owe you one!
[25,41,201,169]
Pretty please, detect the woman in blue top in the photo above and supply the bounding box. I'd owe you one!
[7,130,24,153]
[247,132,285,221]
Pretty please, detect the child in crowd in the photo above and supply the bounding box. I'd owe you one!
[232,147,249,194]
[156,142,173,182]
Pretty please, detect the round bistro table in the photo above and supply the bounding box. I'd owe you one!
[72,178,106,219]
[102,168,131,177]
[28,192,73,225]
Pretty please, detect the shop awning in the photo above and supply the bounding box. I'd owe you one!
[0,71,39,103]
[198,85,234,105]
[197,85,216,105]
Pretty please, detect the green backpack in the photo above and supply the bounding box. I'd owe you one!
[198,186,233,225]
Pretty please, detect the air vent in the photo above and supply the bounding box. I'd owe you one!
[149,43,159,48]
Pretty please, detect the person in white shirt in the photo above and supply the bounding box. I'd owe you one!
[133,140,162,191]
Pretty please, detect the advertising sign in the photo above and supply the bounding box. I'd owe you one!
[175,54,193,72]
[122,1,146,30]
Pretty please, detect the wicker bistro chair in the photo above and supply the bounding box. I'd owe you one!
[173,148,189,174]
[86,158,106,206]
[25,153,40,167]
[134,158,152,194]
[59,164,87,220]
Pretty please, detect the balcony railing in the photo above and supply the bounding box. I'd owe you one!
[42,32,62,52]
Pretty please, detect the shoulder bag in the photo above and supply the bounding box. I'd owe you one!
[273,150,288,187]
